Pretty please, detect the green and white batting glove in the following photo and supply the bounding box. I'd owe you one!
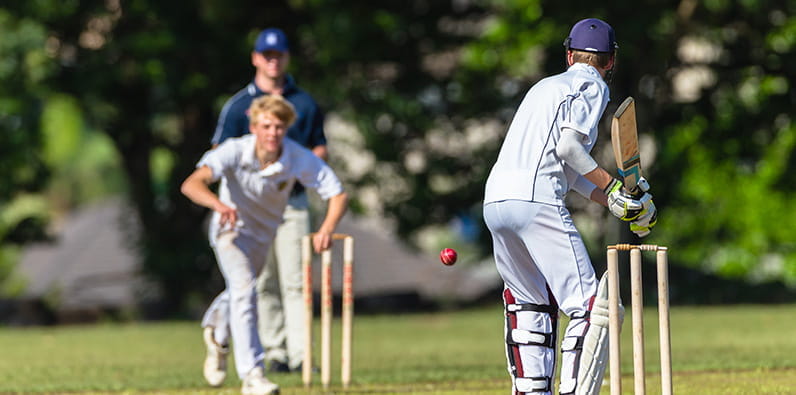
[605,178,644,221]
[630,198,657,237]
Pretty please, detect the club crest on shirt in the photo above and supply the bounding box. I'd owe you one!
[277,180,288,191]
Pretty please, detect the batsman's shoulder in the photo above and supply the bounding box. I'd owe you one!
[572,76,607,100]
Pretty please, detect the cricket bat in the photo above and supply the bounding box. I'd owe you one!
[611,97,645,197]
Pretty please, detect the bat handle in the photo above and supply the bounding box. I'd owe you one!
[625,177,649,198]
[637,177,650,193]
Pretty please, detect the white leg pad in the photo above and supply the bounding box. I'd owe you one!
[515,376,551,393]
[575,272,624,395]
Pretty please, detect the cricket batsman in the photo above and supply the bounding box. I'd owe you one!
[482,18,657,394]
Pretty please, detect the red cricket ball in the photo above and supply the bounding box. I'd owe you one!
[439,248,458,266]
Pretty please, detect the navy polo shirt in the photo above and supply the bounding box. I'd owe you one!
[211,74,327,195]
[211,74,326,147]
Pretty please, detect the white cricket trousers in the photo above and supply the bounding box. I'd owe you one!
[256,192,311,368]
[201,231,270,378]
[483,200,598,394]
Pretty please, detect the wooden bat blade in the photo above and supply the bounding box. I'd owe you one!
[611,97,643,195]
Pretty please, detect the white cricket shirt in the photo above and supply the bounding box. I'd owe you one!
[197,135,343,245]
[484,63,610,206]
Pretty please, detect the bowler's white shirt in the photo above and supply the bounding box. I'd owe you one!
[484,63,610,206]
[197,135,343,245]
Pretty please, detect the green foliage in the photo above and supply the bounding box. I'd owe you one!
[462,0,554,78]
[0,194,46,297]
[150,146,176,198]
[0,245,27,297]
[650,1,796,286]
[0,8,52,201]
[41,95,82,168]
[0,194,49,241]
[659,119,796,285]
[46,130,127,207]
[2,0,270,311]
[4,0,796,313]
[40,94,126,210]
[0,7,56,295]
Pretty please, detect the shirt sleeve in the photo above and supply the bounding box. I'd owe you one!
[558,79,609,145]
[197,141,238,182]
[556,128,599,175]
[294,151,343,200]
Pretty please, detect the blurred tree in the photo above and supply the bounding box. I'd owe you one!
[9,0,309,314]
[650,1,796,286]
[0,8,55,296]
[4,0,796,313]
[298,0,796,288]
[0,8,52,201]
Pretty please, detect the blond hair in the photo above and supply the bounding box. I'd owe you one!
[249,95,297,127]
[571,50,613,69]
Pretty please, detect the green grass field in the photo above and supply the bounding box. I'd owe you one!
[1,304,795,394]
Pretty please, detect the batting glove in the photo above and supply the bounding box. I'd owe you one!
[630,198,657,237]
[605,178,645,221]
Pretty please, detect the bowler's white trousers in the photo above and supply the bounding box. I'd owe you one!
[256,192,311,368]
[202,231,271,378]
[484,200,598,394]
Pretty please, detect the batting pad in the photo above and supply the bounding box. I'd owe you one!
[576,272,624,395]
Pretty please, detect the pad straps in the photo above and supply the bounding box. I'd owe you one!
[515,376,552,393]
[507,303,559,314]
[505,302,558,349]
[561,335,585,352]
[507,328,556,348]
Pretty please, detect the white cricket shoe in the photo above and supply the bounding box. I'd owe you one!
[202,326,229,387]
[241,366,280,395]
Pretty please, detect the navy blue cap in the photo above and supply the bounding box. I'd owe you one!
[565,18,617,53]
[254,28,289,53]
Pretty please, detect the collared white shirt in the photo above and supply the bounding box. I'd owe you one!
[197,135,343,245]
[484,63,610,206]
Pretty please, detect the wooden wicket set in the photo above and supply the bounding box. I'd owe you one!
[606,244,672,395]
[301,233,354,389]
